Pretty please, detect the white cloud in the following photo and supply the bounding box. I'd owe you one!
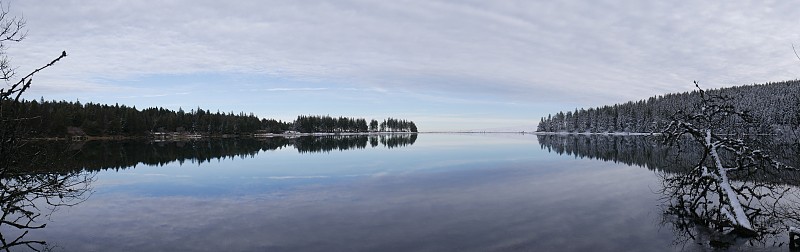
[4,0,800,128]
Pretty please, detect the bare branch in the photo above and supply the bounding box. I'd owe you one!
[794,44,800,62]
[0,2,81,250]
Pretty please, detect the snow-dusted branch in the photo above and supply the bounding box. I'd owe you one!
[659,82,799,243]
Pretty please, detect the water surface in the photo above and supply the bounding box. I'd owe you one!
[11,133,792,251]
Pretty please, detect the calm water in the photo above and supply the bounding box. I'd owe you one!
[6,134,796,251]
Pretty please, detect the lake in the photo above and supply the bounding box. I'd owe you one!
[4,133,798,251]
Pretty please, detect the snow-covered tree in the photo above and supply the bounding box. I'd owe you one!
[660,82,798,241]
[536,79,800,133]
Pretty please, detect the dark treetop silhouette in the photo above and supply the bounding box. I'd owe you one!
[5,100,420,138]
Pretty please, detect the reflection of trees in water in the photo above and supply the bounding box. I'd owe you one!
[293,134,417,153]
[380,134,417,149]
[658,169,800,249]
[536,134,800,185]
[19,134,418,173]
[537,134,800,249]
[1,140,94,251]
[293,136,369,153]
[0,170,93,251]
[0,134,416,250]
[537,134,676,170]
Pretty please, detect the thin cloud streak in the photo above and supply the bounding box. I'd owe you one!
[262,88,329,92]
[117,92,191,99]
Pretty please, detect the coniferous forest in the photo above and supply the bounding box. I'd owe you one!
[294,115,418,133]
[2,98,418,138]
[536,80,800,133]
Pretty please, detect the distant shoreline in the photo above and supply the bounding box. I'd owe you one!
[27,131,419,141]
[26,131,683,141]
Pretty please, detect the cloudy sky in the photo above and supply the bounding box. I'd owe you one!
[7,1,800,131]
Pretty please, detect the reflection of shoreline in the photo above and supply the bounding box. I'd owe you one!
[255,132,418,138]
[18,134,418,173]
[30,132,420,141]
[536,134,800,186]
[531,132,658,136]
[536,134,800,249]
[1,153,94,250]
[293,134,418,153]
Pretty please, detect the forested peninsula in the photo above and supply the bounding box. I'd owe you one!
[4,99,418,139]
[537,80,800,134]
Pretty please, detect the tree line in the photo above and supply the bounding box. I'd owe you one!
[536,80,800,133]
[3,98,418,138]
[294,115,418,133]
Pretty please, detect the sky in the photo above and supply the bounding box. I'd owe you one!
[6,1,800,131]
